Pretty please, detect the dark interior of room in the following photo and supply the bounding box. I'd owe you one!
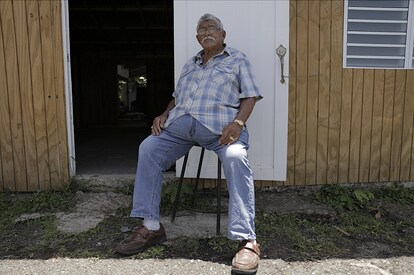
[68,0,174,175]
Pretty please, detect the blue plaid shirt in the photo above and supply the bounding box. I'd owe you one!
[165,45,262,134]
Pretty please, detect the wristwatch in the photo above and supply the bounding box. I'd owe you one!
[234,119,244,129]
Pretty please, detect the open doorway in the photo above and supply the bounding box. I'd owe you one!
[68,0,174,175]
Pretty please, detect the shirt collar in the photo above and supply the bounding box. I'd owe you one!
[195,43,230,64]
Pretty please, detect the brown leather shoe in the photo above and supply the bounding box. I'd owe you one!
[231,240,260,274]
[115,224,167,255]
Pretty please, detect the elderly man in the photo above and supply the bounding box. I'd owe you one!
[116,13,262,274]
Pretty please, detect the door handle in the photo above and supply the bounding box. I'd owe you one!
[276,44,287,84]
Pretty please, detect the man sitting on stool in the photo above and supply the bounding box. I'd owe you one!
[116,13,262,274]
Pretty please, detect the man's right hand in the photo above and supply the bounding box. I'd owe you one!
[151,114,168,136]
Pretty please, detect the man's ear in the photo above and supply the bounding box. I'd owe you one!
[222,30,226,40]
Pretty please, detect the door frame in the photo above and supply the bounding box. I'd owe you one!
[61,0,76,176]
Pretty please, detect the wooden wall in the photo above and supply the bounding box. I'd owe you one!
[280,0,414,186]
[0,0,68,191]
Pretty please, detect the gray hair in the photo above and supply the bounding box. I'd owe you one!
[196,13,224,31]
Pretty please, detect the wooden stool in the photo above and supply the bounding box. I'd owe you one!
[170,147,225,235]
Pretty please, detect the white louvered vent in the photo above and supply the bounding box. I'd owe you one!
[344,0,414,69]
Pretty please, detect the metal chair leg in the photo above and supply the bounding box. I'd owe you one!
[171,152,189,223]
[171,148,223,237]
[192,148,205,193]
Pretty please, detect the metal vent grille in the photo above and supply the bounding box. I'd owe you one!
[344,0,414,69]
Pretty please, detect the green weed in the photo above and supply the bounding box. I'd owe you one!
[314,184,374,211]
[208,236,234,254]
[160,179,197,215]
[377,183,414,204]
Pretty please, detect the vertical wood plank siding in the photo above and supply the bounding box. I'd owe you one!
[0,0,68,191]
[282,0,414,186]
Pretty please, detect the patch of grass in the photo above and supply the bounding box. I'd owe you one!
[133,245,166,259]
[66,177,94,193]
[168,237,202,258]
[337,211,394,239]
[0,190,77,235]
[256,211,347,259]
[160,179,217,215]
[314,184,375,211]
[208,236,234,254]
[376,183,414,204]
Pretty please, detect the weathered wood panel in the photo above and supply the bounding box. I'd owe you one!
[369,70,385,182]
[316,0,332,185]
[13,0,39,190]
[0,1,15,191]
[348,69,363,183]
[389,71,405,181]
[401,71,414,180]
[359,69,374,182]
[0,0,68,191]
[0,0,26,191]
[51,0,69,188]
[286,0,297,185]
[26,0,51,190]
[279,0,414,186]
[294,0,309,185]
[39,0,61,189]
[338,69,352,183]
[327,0,343,184]
[306,0,319,185]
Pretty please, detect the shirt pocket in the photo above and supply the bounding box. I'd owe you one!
[211,65,238,87]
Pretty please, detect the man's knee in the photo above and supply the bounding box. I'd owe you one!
[224,144,248,160]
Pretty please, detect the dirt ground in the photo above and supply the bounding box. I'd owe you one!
[1,179,414,274]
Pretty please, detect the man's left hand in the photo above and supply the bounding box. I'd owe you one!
[219,123,242,145]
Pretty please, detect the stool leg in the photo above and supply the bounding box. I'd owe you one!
[171,153,189,223]
[193,147,205,193]
[216,158,222,235]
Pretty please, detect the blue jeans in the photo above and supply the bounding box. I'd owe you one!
[131,114,256,240]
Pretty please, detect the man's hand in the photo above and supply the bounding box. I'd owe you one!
[151,114,168,136]
[219,122,242,145]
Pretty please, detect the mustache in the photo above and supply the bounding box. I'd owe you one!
[201,36,216,43]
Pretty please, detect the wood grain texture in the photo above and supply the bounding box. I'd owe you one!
[348,69,363,183]
[13,0,39,190]
[401,71,414,180]
[0,0,68,191]
[0,0,26,191]
[0,1,15,191]
[358,69,374,182]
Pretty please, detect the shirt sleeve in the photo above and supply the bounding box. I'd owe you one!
[238,57,263,101]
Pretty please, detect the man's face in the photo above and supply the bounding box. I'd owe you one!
[196,20,226,50]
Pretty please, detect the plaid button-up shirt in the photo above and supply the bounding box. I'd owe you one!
[164,45,262,134]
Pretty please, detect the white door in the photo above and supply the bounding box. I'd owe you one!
[174,0,289,181]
